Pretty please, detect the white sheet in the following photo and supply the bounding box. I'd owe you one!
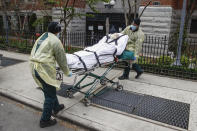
[66,33,129,69]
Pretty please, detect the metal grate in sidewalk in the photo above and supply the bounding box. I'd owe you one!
[91,88,190,129]
[91,88,144,114]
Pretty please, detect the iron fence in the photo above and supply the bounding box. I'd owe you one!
[0,30,37,53]
[138,35,197,80]
[63,32,105,51]
[0,30,197,80]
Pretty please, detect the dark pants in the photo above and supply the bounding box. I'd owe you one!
[122,61,142,77]
[34,70,60,121]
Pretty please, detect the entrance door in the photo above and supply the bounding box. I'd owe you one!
[86,21,106,46]
[86,13,126,46]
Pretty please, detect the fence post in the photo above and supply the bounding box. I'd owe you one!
[5,16,9,47]
[173,0,187,66]
[0,54,2,66]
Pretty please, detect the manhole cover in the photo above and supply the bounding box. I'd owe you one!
[0,57,24,67]
[91,88,190,129]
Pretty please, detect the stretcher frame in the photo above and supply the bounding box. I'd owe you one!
[56,59,123,106]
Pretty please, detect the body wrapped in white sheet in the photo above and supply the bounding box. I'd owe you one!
[66,33,129,69]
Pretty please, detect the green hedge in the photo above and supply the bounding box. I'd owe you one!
[0,36,7,49]
[138,55,197,68]
[0,37,83,54]
[139,63,197,80]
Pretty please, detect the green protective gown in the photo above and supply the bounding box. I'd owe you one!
[121,26,145,60]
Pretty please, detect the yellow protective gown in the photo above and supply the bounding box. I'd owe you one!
[121,26,145,58]
[29,32,70,89]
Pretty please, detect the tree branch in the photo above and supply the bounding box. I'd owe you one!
[139,0,152,18]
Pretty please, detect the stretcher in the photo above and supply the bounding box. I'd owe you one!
[56,33,130,106]
[56,58,124,106]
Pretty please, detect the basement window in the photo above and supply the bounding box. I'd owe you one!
[153,1,161,6]
[190,19,197,34]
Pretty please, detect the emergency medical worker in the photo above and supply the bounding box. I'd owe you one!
[29,22,72,128]
[118,18,145,80]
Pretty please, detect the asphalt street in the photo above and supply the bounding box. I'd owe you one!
[0,95,88,131]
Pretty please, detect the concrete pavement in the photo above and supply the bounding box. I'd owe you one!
[0,50,197,131]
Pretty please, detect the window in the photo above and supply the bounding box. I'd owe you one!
[18,15,25,29]
[5,0,11,6]
[28,13,37,32]
[0,16,3,30]
[153,1,161,6]
[43,16,52,32]
[190,19,197,34]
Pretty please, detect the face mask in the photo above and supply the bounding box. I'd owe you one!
[130,25,137,31]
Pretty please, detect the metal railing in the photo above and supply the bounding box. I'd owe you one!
[0,30,197,80]
[138,35,197,80]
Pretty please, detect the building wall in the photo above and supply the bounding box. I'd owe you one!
[86,0,143,14]
[0,0,86,32]
[141,0,183,9]
[140,0,197,39]
[139,6,174,37]
[52,7,86,32]
[188,11,197,40]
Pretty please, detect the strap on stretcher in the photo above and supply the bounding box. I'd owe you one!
[105,34,125,45]
[73,54,88,71]
[85,50,101,67]
[72,34,126,71]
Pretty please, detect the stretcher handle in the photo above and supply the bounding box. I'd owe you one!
[114,57,119,63]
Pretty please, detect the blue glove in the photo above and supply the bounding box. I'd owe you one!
[68,71,72,77]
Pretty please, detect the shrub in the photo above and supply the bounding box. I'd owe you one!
[157,56,173,66]
[180,55,190,67]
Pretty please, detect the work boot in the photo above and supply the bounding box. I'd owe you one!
[135,70,144,79]
[118,74,129,80]
[132,63,143,79]
[53,104,64,115]
[118,65,130,80]
[40,117,57,128]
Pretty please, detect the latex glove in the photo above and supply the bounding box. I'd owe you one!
[68,71,72,77]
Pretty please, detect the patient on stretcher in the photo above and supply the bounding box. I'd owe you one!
[66,33,129,70]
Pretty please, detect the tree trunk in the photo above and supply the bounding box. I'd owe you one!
[121,0,128,26]
[134,0,137,19]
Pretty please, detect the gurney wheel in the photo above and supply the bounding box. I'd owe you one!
[56,72,63,81]
[100,79,107,86]
[83,98,91,107]
[116,85,123,91]
[66,90,74,98]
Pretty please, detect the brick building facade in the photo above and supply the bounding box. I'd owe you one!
[0,0,196,40]
[0,0,86,32]
[141,0,183,9]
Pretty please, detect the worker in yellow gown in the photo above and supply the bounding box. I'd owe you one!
[29,22,72,128]
[118,18,145,80]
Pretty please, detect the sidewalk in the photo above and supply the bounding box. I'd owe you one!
[1,50,197,131]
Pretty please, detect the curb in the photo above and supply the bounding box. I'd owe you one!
[0,91,99,131]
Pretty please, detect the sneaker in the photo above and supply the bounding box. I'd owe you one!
[118,75,129,80]
[53,104,65,115]
[135,70,144,79]
[40,117,57,128]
